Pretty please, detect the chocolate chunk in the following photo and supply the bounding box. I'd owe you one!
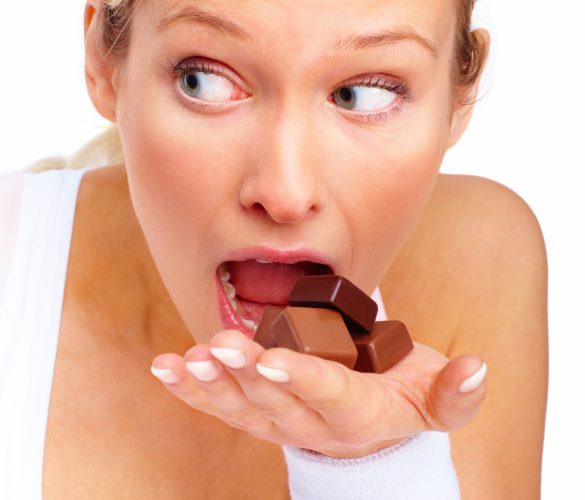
[271,307,358,369]
[288,275,378,333]
[352,321,414,373]
[253,305,284,349]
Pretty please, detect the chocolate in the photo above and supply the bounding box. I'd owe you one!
[253,305,284,349]
[288,275,378,333]
[352,321,414,373]
[271,307,358,369]
[254,275,414,374]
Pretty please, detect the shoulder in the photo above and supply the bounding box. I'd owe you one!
[381,173,547,351]
[431,173,546,263]
[382,174,548,497]
[429,174,547,313]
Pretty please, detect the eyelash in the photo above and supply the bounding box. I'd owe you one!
[164,57,412,122]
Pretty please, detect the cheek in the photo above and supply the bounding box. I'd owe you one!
[116,65,240,258]
[336,114,447,287]
[116,65,246,337]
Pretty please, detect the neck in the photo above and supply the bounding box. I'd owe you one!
[70,164,194,357]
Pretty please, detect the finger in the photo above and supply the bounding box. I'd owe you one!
[150,352,216,414]
[429,354,488,431]
[205,330,323,428]
[256,346,367,424]
[183,341,274,433]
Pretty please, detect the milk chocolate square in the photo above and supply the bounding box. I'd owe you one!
[271,307,358,369]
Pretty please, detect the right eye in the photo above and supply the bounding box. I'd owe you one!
[179,68,237,102]
[167,57,248,104]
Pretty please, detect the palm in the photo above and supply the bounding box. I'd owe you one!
[151,330,486,458]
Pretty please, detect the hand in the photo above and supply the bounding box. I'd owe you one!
[150,329,487,458]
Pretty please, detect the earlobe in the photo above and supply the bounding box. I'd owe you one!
[446,98,474,150]
[84,1,119,122]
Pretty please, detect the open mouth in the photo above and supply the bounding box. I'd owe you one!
[216,259,332,338]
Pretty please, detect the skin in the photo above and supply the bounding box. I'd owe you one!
[45,0,547,497]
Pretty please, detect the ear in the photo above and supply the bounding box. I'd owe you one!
[446,28,491,149]
[84,0,119,122]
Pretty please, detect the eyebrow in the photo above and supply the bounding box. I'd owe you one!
[156,6,439,61]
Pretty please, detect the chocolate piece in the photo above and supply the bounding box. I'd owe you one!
[271,307,358,369]
[253,305,284,349]
[352,321,414,373]
[288,275,378,333]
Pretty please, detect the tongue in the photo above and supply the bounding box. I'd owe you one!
[227,260,329,305]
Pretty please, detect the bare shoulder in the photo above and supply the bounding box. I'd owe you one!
[426,174,547,335]
[381,173,547,346]
[381,174,548,499]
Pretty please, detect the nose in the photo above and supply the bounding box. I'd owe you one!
[239,110,325,224]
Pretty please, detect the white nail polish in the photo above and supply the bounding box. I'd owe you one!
[256,363,290,383]
[210,347,246,369]
[186,360,220,382]
[150,366,179,384]
[458,362,488,393]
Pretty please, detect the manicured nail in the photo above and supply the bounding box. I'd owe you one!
[256,363,290,383]
[186,360,220,382]
[210,347,246,369]
[150,366,179,384]
[458,362,488,393]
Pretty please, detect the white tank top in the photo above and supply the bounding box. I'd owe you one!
[0,166,389,498]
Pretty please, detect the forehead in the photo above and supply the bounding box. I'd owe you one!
[141,0,456,58]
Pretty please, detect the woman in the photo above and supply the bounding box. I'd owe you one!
[0,0,547,498]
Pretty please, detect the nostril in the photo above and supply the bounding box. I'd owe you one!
[249,200,309,224]
[251,202,268,217]
[240,179,322,224]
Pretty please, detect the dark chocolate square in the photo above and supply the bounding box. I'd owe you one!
[352,321,414,373]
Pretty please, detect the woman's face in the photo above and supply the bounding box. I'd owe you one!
[113,0,460,342]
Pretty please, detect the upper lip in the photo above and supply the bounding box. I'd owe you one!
[219,245,337,272]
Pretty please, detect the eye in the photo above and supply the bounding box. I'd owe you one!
[166,57,244,103]
[179,69,236,102]
[332,77,409,113]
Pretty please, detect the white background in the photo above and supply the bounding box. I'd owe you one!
[1,1,584,497]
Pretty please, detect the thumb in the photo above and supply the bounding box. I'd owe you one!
[429,354,488,432]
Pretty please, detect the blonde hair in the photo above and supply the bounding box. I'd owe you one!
[28,0,488,173]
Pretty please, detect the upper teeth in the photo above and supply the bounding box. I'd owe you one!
[219,265,231,283]
[256,257,272,264]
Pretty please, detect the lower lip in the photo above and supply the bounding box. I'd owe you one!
[215,272,255,338]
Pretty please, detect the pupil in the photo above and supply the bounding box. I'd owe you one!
[340,87,352,102]
[186,73,198,90]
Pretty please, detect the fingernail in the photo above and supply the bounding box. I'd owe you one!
[210,347,246,369]
[150,366,179,384]
[256,363,290,383]
[186,360,220,382]
[458,362,488,393]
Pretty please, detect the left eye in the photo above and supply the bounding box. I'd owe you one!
[179,70,235,102]
[333,85,397,112]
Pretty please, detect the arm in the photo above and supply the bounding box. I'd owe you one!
[448,181,548,499]
[382,175,548,499]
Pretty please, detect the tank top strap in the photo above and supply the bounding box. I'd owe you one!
[0,166,92,498]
